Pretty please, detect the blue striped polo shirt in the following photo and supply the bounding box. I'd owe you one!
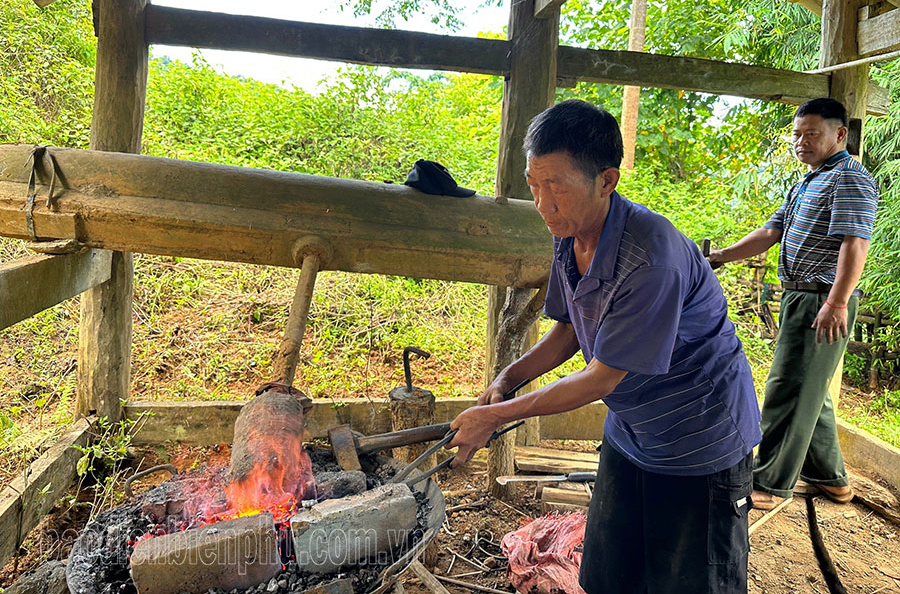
[544,192,761,476]
[764,150,879,282]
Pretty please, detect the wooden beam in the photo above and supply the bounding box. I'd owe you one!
[0,145,553,288]
[0,250,112,332]
[123,398,609,445]
[858,7,900,56]
[821,0,868,155]
[143,5,890,115]
[788,0,823,16]
[534,0,567,19]
[558,46,890,116]
[145,5,508,76]
[0,417,94,568]
[78,0,148,423]
[487,0,559,502]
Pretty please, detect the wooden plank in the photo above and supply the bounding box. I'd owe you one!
[145,5,508,76]
[858,7,900,56]
[515,446,599,464]
[123,398,609,445]
[0,250,111,331]
[0,417,94,568]
[541,486,591,506]
[558,46,890,116]
[142,5,890,115]
[0,145,552,288]
[407,560,452,594]
[534,0,567,19]
[77,0,148,422]
[516,457,597,474]
[848,471,900,526]
[748,497,793,536]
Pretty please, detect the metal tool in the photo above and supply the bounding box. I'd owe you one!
[495,471,596,486]
[328,421,455,471]
[390,378,532,487]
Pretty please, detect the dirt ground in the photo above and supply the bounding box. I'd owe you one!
[2,442,900,594]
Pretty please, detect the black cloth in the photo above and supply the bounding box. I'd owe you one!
[579,442,753,594]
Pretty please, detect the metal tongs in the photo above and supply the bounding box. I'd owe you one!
[391,379,531,487]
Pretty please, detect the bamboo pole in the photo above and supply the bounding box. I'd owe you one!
[76,0,148,421]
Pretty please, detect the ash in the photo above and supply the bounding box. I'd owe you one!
[66,446,433,594]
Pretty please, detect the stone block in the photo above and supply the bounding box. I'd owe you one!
[290,483,417,574]
[314,470,367,500]
[130,512,280,594]
[5,560,68,594]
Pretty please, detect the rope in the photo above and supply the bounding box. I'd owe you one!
[22,145,62,241]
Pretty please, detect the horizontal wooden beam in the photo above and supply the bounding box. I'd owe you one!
[0,417,94,568]
[0,249,112,331]
[534,0,567,19]
[145,5,508,76]
[0,145,551,288]
[558,46,890,115]
[858,7,900,56]
[144,5,890,116]
[124,398,607,445]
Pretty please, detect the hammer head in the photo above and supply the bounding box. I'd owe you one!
[327,424,362,471]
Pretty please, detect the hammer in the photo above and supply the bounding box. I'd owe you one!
[328,422,452,472]
[327,378,531,471]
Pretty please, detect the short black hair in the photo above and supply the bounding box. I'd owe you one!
[794,97,849,128]
[523,99,623,180]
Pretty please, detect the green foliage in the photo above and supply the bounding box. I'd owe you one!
[0,0,94,147]
[843,388,900,448]
[74,416,136,478]
[144,57,501,193]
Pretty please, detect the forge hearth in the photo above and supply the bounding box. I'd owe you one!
[65,448,444,594]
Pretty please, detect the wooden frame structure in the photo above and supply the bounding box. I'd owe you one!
[1,0,899,569]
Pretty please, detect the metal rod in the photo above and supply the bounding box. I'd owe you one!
[804,49,900,75]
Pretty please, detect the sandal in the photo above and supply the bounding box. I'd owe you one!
[751,490,786,511]
[820,484,854,504]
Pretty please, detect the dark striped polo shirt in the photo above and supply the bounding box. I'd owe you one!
[544,192,761,476]
[764,150,879,283]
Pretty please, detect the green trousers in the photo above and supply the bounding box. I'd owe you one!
[753,289,858,498]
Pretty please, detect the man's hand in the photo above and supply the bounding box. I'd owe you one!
[706,249,726,270]
[446,406,502,468]
[477,385,506,405]
[812,301,848,344]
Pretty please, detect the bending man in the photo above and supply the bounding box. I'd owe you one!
[448,99,761,593]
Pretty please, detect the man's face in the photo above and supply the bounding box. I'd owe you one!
[792,114,846,169]
[525,152,599,238]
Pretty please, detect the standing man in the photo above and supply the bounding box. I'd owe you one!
[708,97,879,510]
[448,99,762,593]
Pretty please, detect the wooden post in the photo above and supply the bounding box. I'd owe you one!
[76,0,148,421]
[487,0,559,500]
[621,0,648,170]
[819,0,868,405]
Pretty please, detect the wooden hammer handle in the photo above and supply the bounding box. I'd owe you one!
[356,422,452,455]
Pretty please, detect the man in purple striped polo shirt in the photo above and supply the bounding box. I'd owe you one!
[709,98,879,510]
[448,99,761,593]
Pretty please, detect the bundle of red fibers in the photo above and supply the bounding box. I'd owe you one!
[500,512,588,594]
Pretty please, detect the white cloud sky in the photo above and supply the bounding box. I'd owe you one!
[151,0,509,92]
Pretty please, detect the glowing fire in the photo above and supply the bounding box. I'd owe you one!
[223,433,316,524]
